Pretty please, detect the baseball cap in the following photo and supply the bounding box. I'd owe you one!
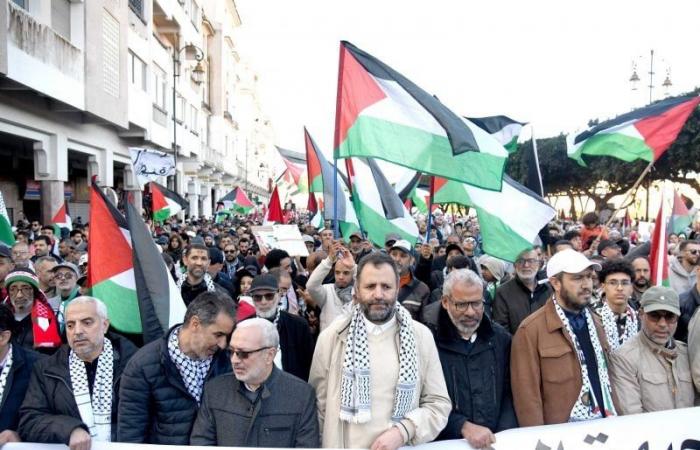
[445,243,465,256]
[546,249,601,278]
[384,233,401,245]
[597,239,620,254]
[349,231,363,241]
[390,239,412,254]
[51,262,80,277]
[640,286,681,316]
[208,247,224,265]
[302,235,315,244]
[0,245,11,259]
[248,273,278,294]
[155,236,169,245]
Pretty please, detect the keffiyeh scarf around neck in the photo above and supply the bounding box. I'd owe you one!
[69,338,114,442]
[553,299,617,422]
[339,303,418,423]
[176,272,216,293]
[595,301,638,351]
[168,326,212,405]
[0,346,13,406]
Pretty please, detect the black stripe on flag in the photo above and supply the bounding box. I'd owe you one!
[465,115,526,134]
[366,158,406,220]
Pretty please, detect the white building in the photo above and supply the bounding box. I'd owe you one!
[0,0,273,225]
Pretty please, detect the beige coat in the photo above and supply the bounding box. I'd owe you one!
[610,331,696,414]
[688,309,700,392]
[309,312,451,448]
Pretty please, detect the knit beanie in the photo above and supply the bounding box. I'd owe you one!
[5,267,40,291]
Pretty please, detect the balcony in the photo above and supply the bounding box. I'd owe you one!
[4,1,84,109]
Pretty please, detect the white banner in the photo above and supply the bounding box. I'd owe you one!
[5,407,700,450]
[129,147,175,188]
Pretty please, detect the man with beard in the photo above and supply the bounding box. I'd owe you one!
[590,260,639,351]
[10,243,30,269]
[309,252,450,449]
[33,256,57,299]
[422,269,516,449]
[669,240,700,295]
[511,249,619,426]
[307,241,355,331]
[629,256,651,310]
[176,243,229,306]
[48,263,81,322]
[31,236,61,263]
[247,274,314,381]
[117,292,236,444]
[492,248,553,334]
[389,240,430,321]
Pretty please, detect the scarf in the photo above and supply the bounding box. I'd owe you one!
[168,326,212,405]
[340,303,417,423]
[0,345,13,406]
[69,337,113,442]
[335,285,354,305]
[30,292,62,349]
[595,302,638,351]
[553,299,617,421]
[176,272,216,293]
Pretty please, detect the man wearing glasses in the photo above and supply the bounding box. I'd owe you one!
[590,260,639,351]
[493,248,553,334]
[190,318,319,447]
[609,286,696,413]
[423,269,516,449]
[669,240,700,295]
[48,263,81,322]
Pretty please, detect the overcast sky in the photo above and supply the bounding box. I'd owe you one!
[234,0,700,165]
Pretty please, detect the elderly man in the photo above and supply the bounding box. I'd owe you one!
[0,303,39,444]
[591,260,639,351]
[423,269,516,449]
[492,248,553,334]
[610,286,696,413]
[511,249,618,426]
[307,241,356,330]
[669,240,700,295]
[389,240,430,321]
[19,296,137,448]
[3,268,61,352]
[248,273,314,381]
[310,252,450,450]
[9,243,30,269]
[118,292,236,444]
[190,318,319,447]
[176,243,229,305]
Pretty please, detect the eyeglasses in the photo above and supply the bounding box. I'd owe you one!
[252,293,276,302]
[9,286,33,296]
[606,280,631,288]
[687,249,700,256]
[645,311,678,323]
[230,346,271,360]
[53,272,76,280]
[224,250,237,254]
[515,258,539,266]
[449,298,483,312]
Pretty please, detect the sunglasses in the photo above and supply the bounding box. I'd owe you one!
[687,249,700,256]
[645,311,678,323]
[224,250,237,253]
[53,272,76,280]
[252,293,276,302]
[230,346,271,360]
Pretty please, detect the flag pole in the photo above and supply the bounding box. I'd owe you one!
[603,160,655,229]
[426,176,435,244]
[331,42,345,240]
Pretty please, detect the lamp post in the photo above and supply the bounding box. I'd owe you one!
[629,49,672,106]
[172,44,205,195]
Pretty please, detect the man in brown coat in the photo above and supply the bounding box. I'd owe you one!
[511,249,619,427]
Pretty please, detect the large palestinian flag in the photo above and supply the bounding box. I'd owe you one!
[88,180,139,333]
[465,115,526,153]
[220,187,255,214]
[0,191,14,247]
[347,158,418,247]
[431,175,555,262]
[304,127,360,239]
[150,182,188,222]
[334,41,507,191]
[568,95,700,165]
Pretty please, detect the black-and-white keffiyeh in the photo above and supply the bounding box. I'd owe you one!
[595,302,638,351]
[339,303,417,423]
[69,338,113,442]
[168,326,212,405]
[552,299,617,421]
[176,272,216,292]
[0,345,13,406]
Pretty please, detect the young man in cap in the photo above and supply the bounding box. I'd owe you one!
[389,240,430,321]
[609,286,696,413]
[511,249,619,426]
[597,239,622,260]
[48,262,81,322]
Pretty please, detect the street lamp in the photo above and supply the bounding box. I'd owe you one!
[629,49,672,105]
[172,43,205,195]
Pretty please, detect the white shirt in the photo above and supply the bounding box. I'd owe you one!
[362,313,397,336]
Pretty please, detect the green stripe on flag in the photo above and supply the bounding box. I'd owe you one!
[91,279,141,333]
[352,198,417,247]
[572,132,654,165]
[0,215,14,247]
[475,206,537,262]
[153,208,170,222]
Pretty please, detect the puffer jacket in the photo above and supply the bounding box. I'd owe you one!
[117,325,232,444]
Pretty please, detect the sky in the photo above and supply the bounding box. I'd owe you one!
[234,0,700,168]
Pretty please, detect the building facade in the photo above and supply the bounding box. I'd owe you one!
[0,0,273,225]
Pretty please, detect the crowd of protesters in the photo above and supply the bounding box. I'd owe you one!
[0,208,699,450]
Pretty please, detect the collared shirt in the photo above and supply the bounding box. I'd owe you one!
[362,313,396,336]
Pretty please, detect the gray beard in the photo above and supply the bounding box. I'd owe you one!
[336,285,353,304]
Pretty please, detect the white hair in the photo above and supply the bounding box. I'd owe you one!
[443,268,484,298]
[236,317,279,348]
[66,296,109,321]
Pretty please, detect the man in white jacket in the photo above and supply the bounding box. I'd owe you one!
[306,241,356,330]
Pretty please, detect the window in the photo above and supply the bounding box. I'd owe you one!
[11,0,26,9]
[152,64,167,110]
[129,0,144,19]
[128,51,147,91]
[175,95,186,123]
[190,105,198,132]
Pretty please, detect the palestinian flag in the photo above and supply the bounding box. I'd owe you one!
[125,201,186,343]
[649,192,670,287]
[264,186,285,224]
[568,95,700,165]
[347,158,418,247]
[432,175,555,262]
[150,182,188,222]
[465,115,526,153]
[51,200,72,232]
[304,128,360,239]
[277,147,308,195]
[334,41,507,191]
[215,202,230,224]
[220,187,254,214]
[669,190,692,235]
[87,180,140,333]
[0,191,15,247]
